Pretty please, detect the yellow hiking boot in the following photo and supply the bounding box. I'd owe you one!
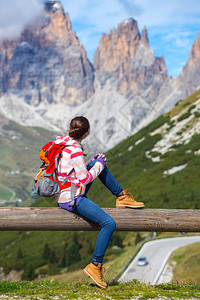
[83,262,107,289]
[116,189,145,208]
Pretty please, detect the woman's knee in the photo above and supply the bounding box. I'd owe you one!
[87,160,96,170]
[107,217,116,231]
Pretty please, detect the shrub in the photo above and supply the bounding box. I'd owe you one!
[188,104,196,112]
[22,264,37,281]
[194,111,200,118]
[178,111,191,122]
[37,265,48,276]
[65,242,81,267]
[175,99,182,106]
[167,120,175,130]
[109,232,124,248]
[183,102,190,107]
[135,233,143,245]
[17,248,24,259]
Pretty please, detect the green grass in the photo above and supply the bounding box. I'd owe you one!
[0,119,58,203]
[170,242,200,285]
[169,89,200,118]
[0,184,14,201]
[1,90,200,208]
[0,228,137,279]
[88,128,200,209]
[0,90,200,287]
[0,280,199,299]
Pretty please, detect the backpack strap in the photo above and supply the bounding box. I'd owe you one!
[55,153,61,172]
[33,169,45,195]
[45,143,55,157]
[61,168,74,186]
[70,183,76,206]
[61,168,76,206]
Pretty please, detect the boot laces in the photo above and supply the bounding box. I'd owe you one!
[98,264,105,280]
[126,191,135,200]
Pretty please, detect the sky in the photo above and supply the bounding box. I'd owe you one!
[0,0,199,78]
[60,0,200,77]
[0,0,44,40]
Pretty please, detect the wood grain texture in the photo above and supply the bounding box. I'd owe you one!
[0,208,199,232]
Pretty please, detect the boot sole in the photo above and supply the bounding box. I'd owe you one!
[82,269,107,289]
[116,204,145,208]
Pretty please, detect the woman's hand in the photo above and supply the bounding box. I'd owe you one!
[94,153,107,161]
[94,153,107,167]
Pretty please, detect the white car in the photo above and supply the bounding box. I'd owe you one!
[137,256,148,266]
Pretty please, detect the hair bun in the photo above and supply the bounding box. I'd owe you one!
[68,116,90,140]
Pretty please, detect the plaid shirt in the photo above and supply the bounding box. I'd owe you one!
[54,134,104,203]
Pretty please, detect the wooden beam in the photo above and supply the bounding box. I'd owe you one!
[0,208,200,232]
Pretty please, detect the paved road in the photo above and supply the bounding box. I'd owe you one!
[118,236,200,285]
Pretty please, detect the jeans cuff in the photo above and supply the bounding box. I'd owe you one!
[112,187,123,196]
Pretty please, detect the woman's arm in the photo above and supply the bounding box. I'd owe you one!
[71,148,104,186]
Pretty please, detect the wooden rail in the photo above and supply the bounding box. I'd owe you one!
[0,208,199,232]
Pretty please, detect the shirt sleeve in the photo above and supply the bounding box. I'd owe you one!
[71,147,104,185]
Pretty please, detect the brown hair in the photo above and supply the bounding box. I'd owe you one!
[68,116,90,140]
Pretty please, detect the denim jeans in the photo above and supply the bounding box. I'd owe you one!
[59,160,123,263]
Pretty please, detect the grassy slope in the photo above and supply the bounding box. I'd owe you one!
[0,213,136,278]
[0,280,200,299]
[0,118,58,204]
[89,91,200,210]
[0,91,200,286]
[170,242,200,284]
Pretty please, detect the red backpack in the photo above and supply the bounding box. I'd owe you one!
[32,141,75,203]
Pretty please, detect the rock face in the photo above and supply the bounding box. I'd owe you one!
[0,1,200,151]
[93,19,141,75]
[93,18,169,105]
[90,18,174,143]
[0,0,94,106]
[177,32,200,97]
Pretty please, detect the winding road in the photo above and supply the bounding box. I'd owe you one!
[118,235,200,285]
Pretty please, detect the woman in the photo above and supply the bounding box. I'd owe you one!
[55,116,144,289]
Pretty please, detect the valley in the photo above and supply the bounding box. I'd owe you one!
[0,0,200,288]
[0,90,199,284]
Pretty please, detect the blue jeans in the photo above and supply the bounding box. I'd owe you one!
[60,160,123,263]
[84,159,123,197]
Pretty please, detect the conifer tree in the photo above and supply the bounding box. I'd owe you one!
[65,242,81,266]
[42,243,51,260]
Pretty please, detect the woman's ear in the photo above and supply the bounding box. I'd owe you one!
[80,131,89,141]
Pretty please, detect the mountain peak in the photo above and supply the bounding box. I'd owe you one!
[117,18,139,38]
[65,12,72,30]
[141,26,149,47]
[119,18,138,28]
[189,32,200,61]
[93,18,168,100]
[122,18,135,24]
[44,0,63,12]
[177,32,200,97]
[0,0,94,106]
[93,18,140,72]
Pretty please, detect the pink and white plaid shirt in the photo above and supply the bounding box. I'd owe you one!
[54,134,104,203]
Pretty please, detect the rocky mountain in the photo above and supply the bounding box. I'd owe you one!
[0,0,200,151]
[177,32,200,97]
[93,19,168,100]
[0,0,94,106]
